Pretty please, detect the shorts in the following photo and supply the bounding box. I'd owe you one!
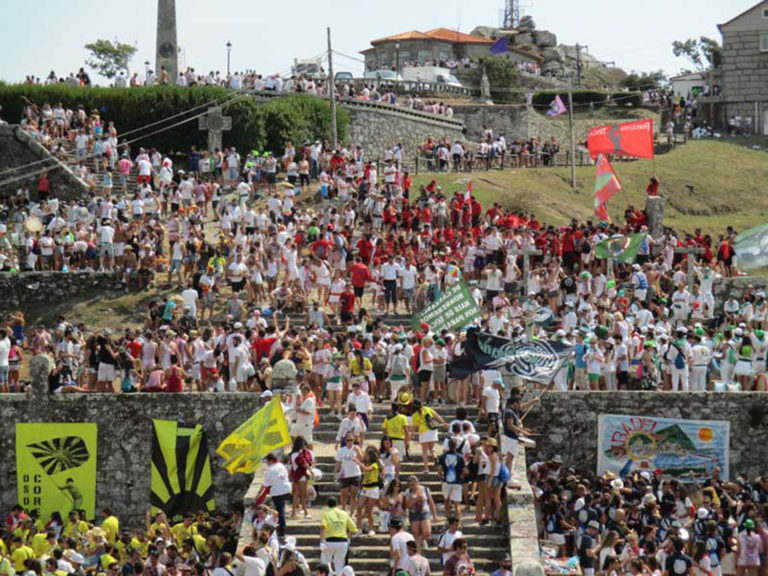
[326,378,342,392]
[97,362,115,382]
[353,286,364,298]
[549,533,566,545]
[419,429,438,444]
[0,366,8,385]
[443,483,462,503]
[267,173,276,185]
[228,167,239,181]
[418,370,432,384]
[339,476,360,489]
[99,243,114,258]
[501,435,519,458]
[588,373,600,383]
[360,486,380,499]
[408,512,429,522]
[230,279,246,293]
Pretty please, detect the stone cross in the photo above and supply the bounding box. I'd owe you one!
[675,245,706,291]
[508,246,543,296]
[198,107,232,152]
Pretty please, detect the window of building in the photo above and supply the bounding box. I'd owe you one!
[761,32,768,52]
[763,7,768,18]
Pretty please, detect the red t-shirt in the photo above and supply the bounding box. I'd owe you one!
[252,336,277,362]
[339,291,355,312]
[349,263,370,288]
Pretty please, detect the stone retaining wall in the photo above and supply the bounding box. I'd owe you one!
[0,125,88,200]
[0,378,264,526]
[526,391,768,479]
[345,104,464,159]
[0,271,123,314]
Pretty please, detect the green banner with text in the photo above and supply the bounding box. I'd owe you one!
[411,281,480,333]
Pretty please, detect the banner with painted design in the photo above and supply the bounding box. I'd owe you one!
[16,423,98,520]
[597,414,729,481]
[450,327,572,383]
[151,420,215,523]
[411,281,480,333]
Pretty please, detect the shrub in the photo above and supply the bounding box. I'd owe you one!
[611,92,644,108]
[532,90,608,112]
[0,85,348,154]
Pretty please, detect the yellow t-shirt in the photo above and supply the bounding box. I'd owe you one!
[0,557,13,576]
[100,553,119,570]
[320,508,357,539]
[63,520,88,539]
[130,537,150,558]
[30,533,50,557]
[102,516,119,545]
[11,545,35,571]
[411,407,437,434]
[383,414,408,440]
[362,462,380,487]
[170,522,191,545]
[192,534,209,556]
[349,357,371,377]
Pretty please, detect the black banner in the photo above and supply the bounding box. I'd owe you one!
[451,328,572,383]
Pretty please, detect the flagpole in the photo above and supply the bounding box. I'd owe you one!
[568,77,576,190]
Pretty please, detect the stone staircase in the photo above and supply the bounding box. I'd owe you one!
[272,404,509,576]
[58,137,139,193]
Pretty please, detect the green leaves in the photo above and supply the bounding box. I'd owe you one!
[84,39,138,79]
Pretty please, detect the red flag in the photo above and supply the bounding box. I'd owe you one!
[593,154,622,222]
[587,119,654,159]
[464,180,472,202]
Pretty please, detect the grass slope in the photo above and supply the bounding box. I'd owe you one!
[412,140,768,236]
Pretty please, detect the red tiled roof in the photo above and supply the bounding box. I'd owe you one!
[371,27,493,46]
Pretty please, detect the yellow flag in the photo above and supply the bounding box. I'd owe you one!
[216,396,291,474]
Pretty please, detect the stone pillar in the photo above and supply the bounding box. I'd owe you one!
[515,561,546,576]
[645,196,665,239]
[28,353,53,400]
[156,0,178,81]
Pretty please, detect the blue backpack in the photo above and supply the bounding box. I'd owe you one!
[496,463,511,483]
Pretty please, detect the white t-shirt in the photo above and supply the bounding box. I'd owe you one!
[482,386,501,414]
[335,445,362,478]
[0,337,10,368]
[263,462,291,496]
[294,396,316,430]
[241,556,266,576]
[391,531,416,570]
[399,266,418,290]
[181,288,198,314]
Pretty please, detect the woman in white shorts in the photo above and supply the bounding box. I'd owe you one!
[354,446,383,535]
[325,354,344,419]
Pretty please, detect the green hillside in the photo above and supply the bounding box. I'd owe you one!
[411,140,768,236]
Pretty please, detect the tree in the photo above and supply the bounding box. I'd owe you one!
[84,39,138,79]
[672,37,722,72]
[622,70,667,92]
[468,55,518,103]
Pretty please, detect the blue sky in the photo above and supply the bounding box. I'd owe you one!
[0,0,756,84]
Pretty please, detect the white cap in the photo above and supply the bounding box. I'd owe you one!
[574,497,585,511]
[697,507,709,519]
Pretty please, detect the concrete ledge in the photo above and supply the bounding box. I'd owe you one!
[506,447,543,574]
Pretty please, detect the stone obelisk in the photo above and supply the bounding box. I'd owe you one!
[155,0,178,81]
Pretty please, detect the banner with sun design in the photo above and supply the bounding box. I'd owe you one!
[151,420,215,523]
[598,414,729,482]
[16,423,97,520]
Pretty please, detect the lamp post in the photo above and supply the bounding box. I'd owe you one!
[144,61,150,85]
[226,41,232,77]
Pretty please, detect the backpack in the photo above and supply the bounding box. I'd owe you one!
[390,354,407,376]
[667,344,686,370]
[496,463,511,484]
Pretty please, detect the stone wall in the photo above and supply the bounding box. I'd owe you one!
[345,103,464,159]
[0,125,89,200]
[0,388,266,527]
[0,272,123,315]
[453,105,528,142]
[713,275,768,311]
[526,392,768,479]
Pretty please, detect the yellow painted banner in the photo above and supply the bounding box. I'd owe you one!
[216,396,290,474]
[16,423,97,520]
[151,420,215,523]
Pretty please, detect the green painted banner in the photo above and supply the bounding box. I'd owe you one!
[411,281,480,333]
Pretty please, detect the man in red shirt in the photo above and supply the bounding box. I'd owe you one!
[339,283,356,324]
[348,257,371,307]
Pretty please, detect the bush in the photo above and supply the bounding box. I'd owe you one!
[0,85,348,154]
[611,92,644,108]
[261,94,349,152]
[532,90,608,112]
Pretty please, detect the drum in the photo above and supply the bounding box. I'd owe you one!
[25,216,42,233]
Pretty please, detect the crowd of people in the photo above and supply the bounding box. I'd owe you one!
[529,460,768,576]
